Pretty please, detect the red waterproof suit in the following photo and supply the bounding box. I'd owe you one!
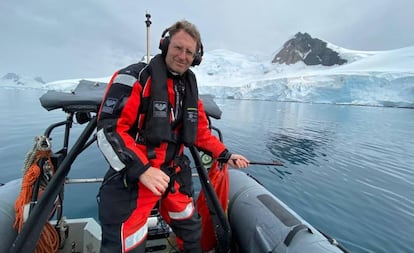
[97,57,230,253]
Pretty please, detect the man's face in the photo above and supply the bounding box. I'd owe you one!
[165,30,197,75]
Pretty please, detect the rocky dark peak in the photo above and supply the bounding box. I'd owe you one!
[1,72,46,83]
[272,32,347,66]
[2,72,20,80]
[34,76,46,84]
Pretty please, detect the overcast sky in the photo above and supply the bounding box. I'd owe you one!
[1,0,413,82]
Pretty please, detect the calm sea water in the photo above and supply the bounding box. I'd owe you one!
[1,88,413,253]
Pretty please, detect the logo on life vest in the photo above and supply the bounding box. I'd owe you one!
[186,108,198,123]
[102,97,118,114]
[153,101,167,117]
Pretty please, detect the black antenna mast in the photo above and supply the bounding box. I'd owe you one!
[145,11,152,63]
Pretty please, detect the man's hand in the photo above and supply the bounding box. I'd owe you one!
[228,154,250,169]
[139,167,170,196]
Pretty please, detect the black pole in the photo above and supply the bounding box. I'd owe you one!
[189,146,231,253]
[9,117,97,253]
[249,160,284,166]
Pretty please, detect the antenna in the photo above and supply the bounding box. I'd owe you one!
[145,11,152,64]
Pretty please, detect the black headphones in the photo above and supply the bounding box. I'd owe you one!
[158,28,203,66]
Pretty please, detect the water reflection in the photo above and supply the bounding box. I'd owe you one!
[265,129,328,166]
[267,166,292,180]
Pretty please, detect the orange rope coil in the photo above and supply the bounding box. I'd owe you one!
[14,137,59,253]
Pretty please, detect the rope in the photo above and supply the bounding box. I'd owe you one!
[13,153,42,231]
[35,223,60,253]
[14,136,59,253]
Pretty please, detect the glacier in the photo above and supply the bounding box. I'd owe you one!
[193,46,414,108]
[1,44,414,108]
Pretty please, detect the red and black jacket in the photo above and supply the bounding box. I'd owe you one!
[97,55,230,182]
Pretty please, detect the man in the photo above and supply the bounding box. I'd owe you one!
[96,20,249,253]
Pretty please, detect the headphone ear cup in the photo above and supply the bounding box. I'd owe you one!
[191,52,202,66]
[191,43,204,66]
[159,36,170,57]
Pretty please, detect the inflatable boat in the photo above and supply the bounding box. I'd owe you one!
[0,80,348,253]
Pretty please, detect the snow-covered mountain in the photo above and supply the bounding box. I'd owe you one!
[1,43,414,108]
[192,45,414,108]
[0,72,46,88]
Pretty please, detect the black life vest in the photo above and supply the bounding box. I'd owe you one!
[142,54,198,147]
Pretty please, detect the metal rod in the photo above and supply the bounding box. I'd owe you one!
[189,146,231,253]
[145,11,152,64]
[9,117,98,253]
[65,178,104,184]
[250,160,284,166]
